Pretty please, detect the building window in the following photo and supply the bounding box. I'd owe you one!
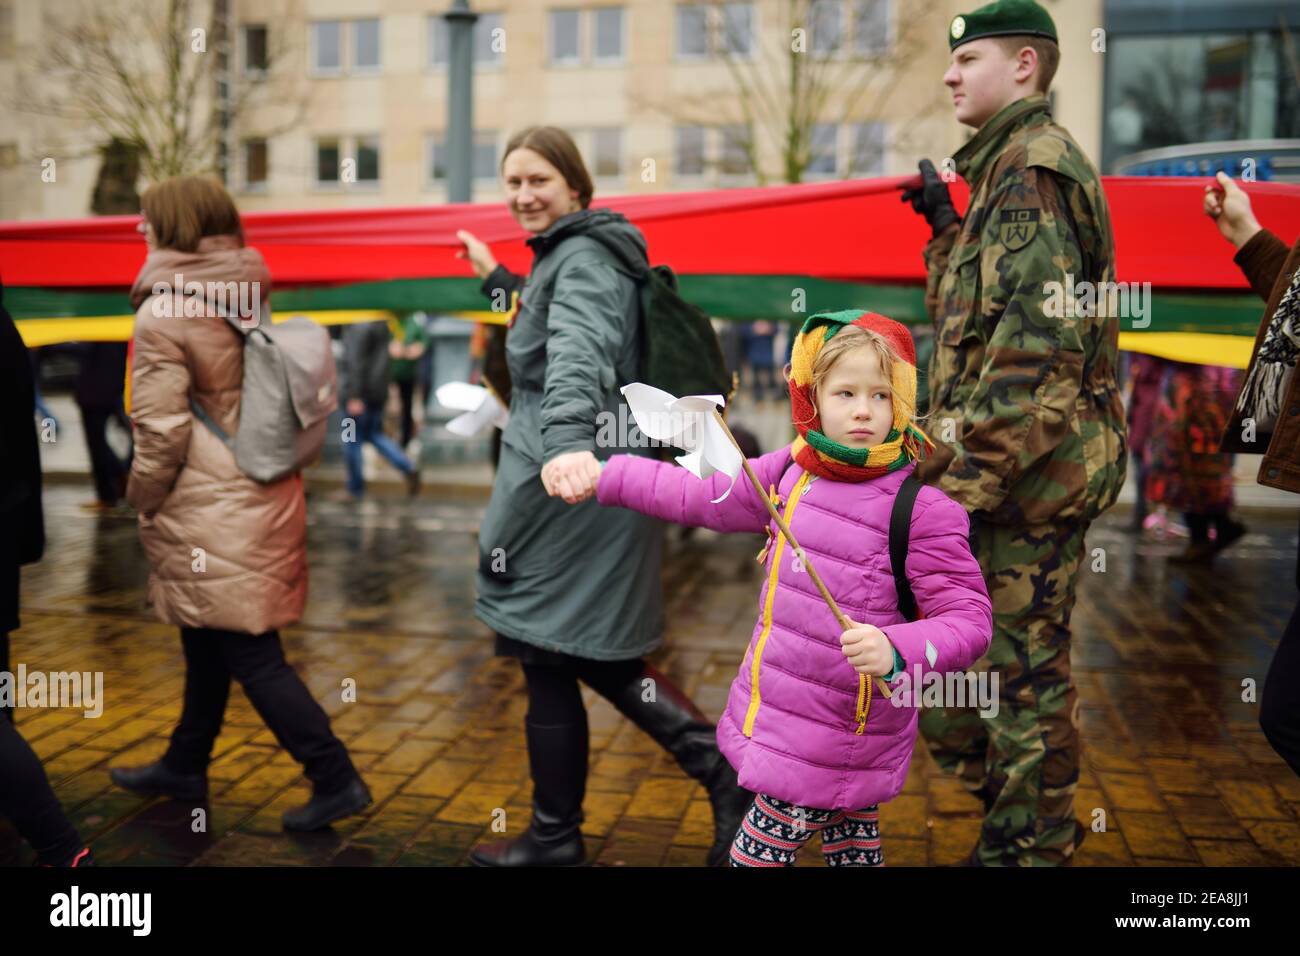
[0,1,14,60]
[550,9,581,65]
[1102,31,1300,172]
[678,3,754,59]
[675,125,706,176]
[316,138,341,183]
[474,12,504,64]
[719,3,754,57]
[593,8,624,62]
[854,0,890,55]
[355,136,380,183]
[353,19,380,72]
[474,131,498,179]
[850,121,887,176]
[718,124,750,175]
[310,21,342,74]
[241,24,268,76]
[676,125,755,179]
[428,131,500,183]
[314,137,380,187]
[807,123,837,176]
[676,5,709,59]
[243,139,268,190]
[430,11,504,67]
[592,128,622,177]
[311,20,381,75]
[810,0,842,55]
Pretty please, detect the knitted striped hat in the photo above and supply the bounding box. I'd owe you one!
[788,309,932,481]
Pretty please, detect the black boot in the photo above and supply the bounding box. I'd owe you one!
[110,760,207,801]
[469,718,587,867]
[282,777,372,831]
[604,665,753,866]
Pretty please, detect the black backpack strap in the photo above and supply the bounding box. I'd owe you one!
[890,474,924,622]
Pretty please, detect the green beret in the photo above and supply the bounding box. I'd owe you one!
[949,0,1058,50]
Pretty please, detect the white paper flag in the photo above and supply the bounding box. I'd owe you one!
[621,382,743,502]
[436,382,509,437]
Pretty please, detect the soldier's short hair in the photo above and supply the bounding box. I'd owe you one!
[994,35,1060,93]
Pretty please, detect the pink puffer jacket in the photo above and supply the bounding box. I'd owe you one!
[597,446,992,810]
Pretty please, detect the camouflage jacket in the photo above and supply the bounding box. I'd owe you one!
[920,94,1127,526]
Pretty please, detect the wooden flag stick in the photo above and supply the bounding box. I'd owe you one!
[710,410,891,700]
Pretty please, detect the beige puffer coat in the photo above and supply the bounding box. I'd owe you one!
[126,234,307,635]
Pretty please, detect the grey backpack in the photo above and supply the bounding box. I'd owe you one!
[190,312,338,483]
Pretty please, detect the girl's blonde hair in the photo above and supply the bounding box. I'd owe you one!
[787,324,921,425]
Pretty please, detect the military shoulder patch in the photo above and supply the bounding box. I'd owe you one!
[998,208,1040,251]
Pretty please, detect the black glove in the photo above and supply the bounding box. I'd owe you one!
[901,159,960,237]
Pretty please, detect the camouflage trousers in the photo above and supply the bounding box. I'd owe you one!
[918,516,1090,866]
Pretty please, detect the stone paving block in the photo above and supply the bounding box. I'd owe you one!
[1245,820,1300,862]
[674,797,716,847]
[1113,811,1196,861]
[885,837,927,867]
[1096,771,1166,812]
[582,791,633,839]
[435,782,521,827]
[594,818,676,867]
[1074,829,1135,866]
[1191,839,1274,866]
[402,759,481,799]
[1165,793,1249,841]
[369,738,438,776]
[1214,779,1291,821]
[625,776,695,821]
[928,818,983,866]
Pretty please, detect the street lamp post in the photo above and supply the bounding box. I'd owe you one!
[444,0,479,203]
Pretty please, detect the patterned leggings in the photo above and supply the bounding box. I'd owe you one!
[730,793,883,867]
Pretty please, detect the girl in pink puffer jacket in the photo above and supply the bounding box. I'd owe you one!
[596,310,992,866]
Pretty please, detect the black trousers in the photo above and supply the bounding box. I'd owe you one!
[0,632,83,864]
[396,377,417,449]
[1261,517,1300,778]
[162,627,357,794]
[79,404,127,504]
[522,656,646,726]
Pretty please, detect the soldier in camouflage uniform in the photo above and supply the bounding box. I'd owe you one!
[904,0,1128,865]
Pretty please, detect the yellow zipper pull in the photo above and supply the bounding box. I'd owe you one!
[755,483,783,564]
[854,673,872,735]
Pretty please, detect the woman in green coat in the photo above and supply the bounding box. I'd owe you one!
[457,126,749,866]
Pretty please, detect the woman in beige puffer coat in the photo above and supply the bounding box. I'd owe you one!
[107,175,370,832]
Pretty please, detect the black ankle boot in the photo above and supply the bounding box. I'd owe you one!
[282,777,372,831]
[469,803,586,867]
[605,664,753,866]
[469,718,588,867]
[110,760,207,801]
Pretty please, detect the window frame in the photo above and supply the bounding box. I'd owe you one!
[240,23,269,79]
[548,8,584,67]
[309,20,344,77]
[241,137,269,192]
[351,18,382,75]
[591,7,626,66]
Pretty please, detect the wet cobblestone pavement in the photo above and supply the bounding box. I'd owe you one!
[2,484,1298,867]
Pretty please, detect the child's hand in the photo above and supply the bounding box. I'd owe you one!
[542,450,602,504]
[840,621,894,677]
